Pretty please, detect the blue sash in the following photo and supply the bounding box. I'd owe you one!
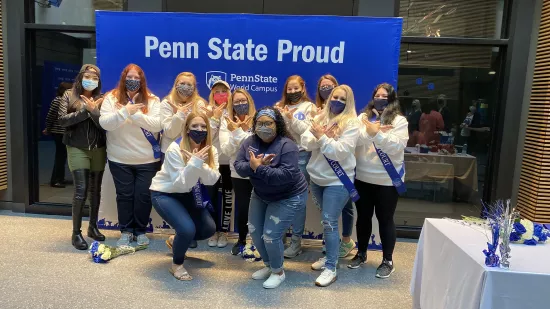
[373,143,406,195]
[128,96,161,159]
[175,137,213,211]
[323,155,360,202]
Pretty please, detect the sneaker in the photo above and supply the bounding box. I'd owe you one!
[208,232,219,247]
[189,239,198,248]
[217,232,228,248]
[339,239,356,258]
[283,236,302,258]
[347,252,367,269]
[311,257,327,271]
[375,259,395,279]
[231,240,246,255]
[117,232,132,247]
[263,272,286,289]
[136,234,150,246]
[252,267,272,280]
[315,269,337,287]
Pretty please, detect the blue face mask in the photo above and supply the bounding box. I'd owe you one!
[329,100,346,115]
[374,99,389,112]
[82,79,98,91]
[233,103,250,116]
[125,79,141,92]
[188,130,207,144]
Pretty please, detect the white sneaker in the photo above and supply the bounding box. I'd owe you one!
[217,232,228,248]
[315,269,337,287]
[263,272,286,289]
[252,267,271,280]
[208,232,219,247]
[311,257,327,271]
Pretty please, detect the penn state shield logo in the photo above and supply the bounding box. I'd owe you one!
[294,111,306,121]
[206,71,227,89]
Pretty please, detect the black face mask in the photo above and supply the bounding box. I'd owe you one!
[287,92,303,103]
[319,87,334,101]
[188,130,207,144]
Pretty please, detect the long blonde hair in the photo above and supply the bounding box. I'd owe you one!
[314,84,359,134]
[166,72,205,113]
[208,83,232,109]
[180,112,216,169]
[227,88,257,121]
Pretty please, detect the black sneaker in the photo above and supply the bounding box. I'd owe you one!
[375,259,395,278]
[189,239,198,249]
[231,240,246,255]
[347,252,367,269]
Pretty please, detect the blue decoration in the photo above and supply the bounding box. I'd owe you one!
[523,239,537,246]
[509,232,521,242]
[428,83,435,90]
[483,223,500,267]
[416,77,423,85]
[513,222,526,234]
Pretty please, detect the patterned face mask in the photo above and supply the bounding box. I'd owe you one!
[233,103,250,116]
[176,84,194,97]
[125,79,141,92]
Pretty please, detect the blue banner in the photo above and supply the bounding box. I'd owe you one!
[96,12,402,110]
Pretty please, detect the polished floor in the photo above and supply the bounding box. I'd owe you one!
[0,210,417,309]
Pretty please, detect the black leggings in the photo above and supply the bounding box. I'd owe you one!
[354,180,399,261]
[232,177,253,242]
[207,165,233,232]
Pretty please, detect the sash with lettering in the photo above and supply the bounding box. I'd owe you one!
[127,96,162,159]
[373,144,406,195]
[323,155,360,202]
[175,137,213,211]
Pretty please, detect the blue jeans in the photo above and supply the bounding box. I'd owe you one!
[289,151,311,238]
[248,190,307,273]
[151,191,216,265]
[310,183,350,271]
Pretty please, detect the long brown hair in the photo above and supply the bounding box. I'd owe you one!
[180,112,216,169]
[315,74,338,109]
[110,63,152,114]
[227,88,257,121]
[68,67,102,112]
[277,75,312,108]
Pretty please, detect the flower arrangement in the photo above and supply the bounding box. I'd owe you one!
[240,244,262,262]
[510,219,549,245]
[89,241,147,263]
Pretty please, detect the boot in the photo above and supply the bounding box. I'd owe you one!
[87,171,106,241]
[72,169,90,250]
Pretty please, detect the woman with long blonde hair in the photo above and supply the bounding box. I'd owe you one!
[150,112,219,281]
[301,84,360,287]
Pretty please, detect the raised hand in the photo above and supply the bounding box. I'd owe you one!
[168,100,193,114]
[261,154,276,165]
[200,106,214,118]
[212,102,227,120]
[361,116,381,137]
[324,123,339,139]
[126,103,145,115]
[193,146,211,161]
[310,122,326,140]
[238,115,253,132]
[224,116,239,132]
[249,151,262,171]
[80,95,104,112]
[282,106,297,120]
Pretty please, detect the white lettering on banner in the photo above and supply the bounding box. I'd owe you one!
[145,36,199,59]
[208,38,268,61]
[277,40,345,63]
[230,74,278,83]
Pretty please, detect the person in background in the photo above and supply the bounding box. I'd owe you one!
[461,103,490,155]
[418,101,444,145]
[274,75,315,258]
[437,94,452,133]
[301,85,360,287]
[219,88,256,255]
[349,83,408,280]
[201,80,232,248]
[44,82,73,188]
[407,99,422,146]
[99,63,162,247]
[234,107,308,289]
[57,65,106,250]
[150,112,219,281]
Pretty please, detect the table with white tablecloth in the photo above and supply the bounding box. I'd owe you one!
[411,219,550,309]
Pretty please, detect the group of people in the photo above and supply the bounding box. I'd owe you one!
[53,63,408,289]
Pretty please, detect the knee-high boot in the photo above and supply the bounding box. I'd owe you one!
[72,169,90,250]
[87,171,105,241]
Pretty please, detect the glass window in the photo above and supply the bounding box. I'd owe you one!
[33,30,96,203]
[400,0,506,38]
[34,0,123,26]
[396,44,502,227]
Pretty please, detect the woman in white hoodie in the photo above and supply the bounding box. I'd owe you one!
[347,83,408,280]
[150,112,219,281]
[219,88,256,255]
[99,63,162,247]
[301,85,360,287]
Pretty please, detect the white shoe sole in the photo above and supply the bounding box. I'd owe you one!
[315,275,337,287]
[375,267,395,279]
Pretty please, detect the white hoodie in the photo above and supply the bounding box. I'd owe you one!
[355,113,409,186]
[208,108,230,165]
[301,120,360,187]
[149,141,220,193]
[218,118,254,179]
[279,101,315,152]
[159,99,207,153]
[99,92,162,165]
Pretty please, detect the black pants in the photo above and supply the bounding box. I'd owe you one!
[50,133,67,185]
[109,160,161,235]
[207,165,233,232]
[232,177,253,241]
[354,179,399,261]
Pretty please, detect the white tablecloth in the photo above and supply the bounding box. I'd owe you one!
[411,219,550,309]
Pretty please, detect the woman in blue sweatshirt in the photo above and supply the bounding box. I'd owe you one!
[234,106,308,289]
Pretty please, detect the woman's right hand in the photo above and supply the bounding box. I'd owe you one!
[80,95,104,112]
[126,103,145,115]
[168,101,193,114]
[181,145,211,162]
[224,116,239,132]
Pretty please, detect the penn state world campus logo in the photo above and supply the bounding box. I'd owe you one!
[206,71,228,89]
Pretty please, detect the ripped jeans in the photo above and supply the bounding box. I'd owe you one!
[248,190,308,273]
[310,182,350,271]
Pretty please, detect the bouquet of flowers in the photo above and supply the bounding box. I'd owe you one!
[510,219,549,245]
[89,241,147,263]
[240,244,262,262]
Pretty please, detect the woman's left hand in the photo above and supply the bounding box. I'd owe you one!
[249,151,263,172]
[362,116,381,137]
[310,123,326,140]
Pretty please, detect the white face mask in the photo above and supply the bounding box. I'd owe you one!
[82,79,99,91]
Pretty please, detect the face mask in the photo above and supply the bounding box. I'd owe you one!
[125,79,141,92]
[214,92,228,105]
[287,92,303,103]
[329,100,346,115]
[233,103,249,116]
[188,130,208,144]
[319,87,333,101]
[256,126,276,141]
[374,99,389,112]
[82,79,98,91]
[176,84,194,97]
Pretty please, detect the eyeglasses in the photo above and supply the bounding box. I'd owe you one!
[257,121,274,127]
[234,100,248,105]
